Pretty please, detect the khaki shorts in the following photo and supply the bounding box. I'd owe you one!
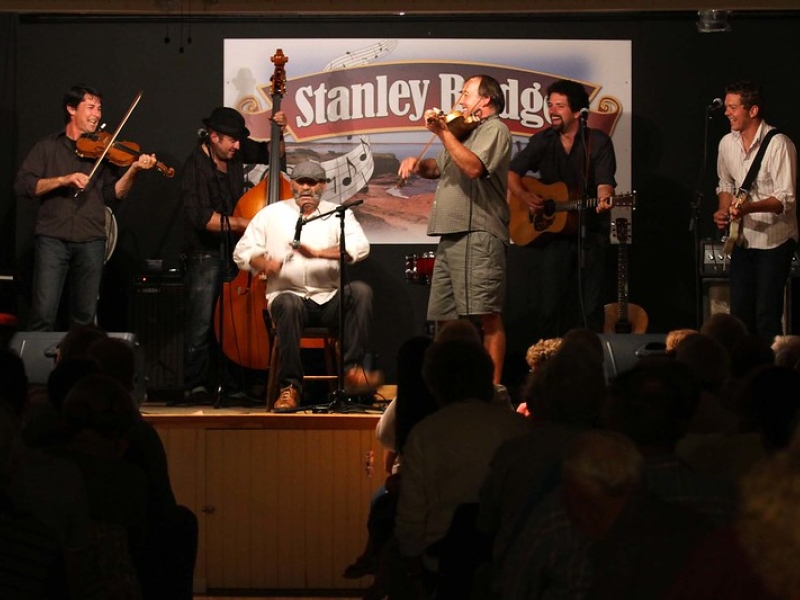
[427,231,506,320]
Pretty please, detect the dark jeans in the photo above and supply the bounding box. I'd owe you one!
[730,238,797,341]
[29,235,106,331]
[183,252,224,390]
[270,281,373,390]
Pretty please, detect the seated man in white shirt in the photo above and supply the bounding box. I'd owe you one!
[233,160,380,411]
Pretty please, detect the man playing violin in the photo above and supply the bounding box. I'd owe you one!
[14,84,157,331]
[507,78,617,337]
[398,74,511,385]
[181,106,286,403]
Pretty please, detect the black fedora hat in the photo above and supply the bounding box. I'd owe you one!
[202,106,250,140]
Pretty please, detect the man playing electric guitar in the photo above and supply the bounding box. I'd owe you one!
[507,79,617,335]
[713,81,797,342]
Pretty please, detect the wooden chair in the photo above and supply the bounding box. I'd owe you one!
[263,310,339,410]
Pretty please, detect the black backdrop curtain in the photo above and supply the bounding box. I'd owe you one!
[0,14,17,314]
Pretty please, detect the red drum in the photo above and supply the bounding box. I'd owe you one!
[405,252,436,285]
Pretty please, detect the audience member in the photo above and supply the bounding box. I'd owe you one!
[700,312,749,358]
[393,339,530,595]
[773,334,800,370]
[87,336,198,600]
[665,327,698,356]
[344,335,437,599]
[564,430,712,599]
[479,333,606,597]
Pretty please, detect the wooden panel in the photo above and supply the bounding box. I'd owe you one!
[153,416,384,592]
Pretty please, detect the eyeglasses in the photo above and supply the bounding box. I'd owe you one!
[293,178,321,186]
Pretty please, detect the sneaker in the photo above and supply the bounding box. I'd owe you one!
[343,368,384,395]
[274,385,300,411]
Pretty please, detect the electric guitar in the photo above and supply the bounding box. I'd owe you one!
[603,215,648,334]
[508,178,636,246]
[722,188,750,255]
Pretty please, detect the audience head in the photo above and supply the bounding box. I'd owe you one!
[738,434,800,598]
[700,313,748,358]
[395,335,437,454]
[525,337,562,371]
[62,374,138,440]
[562,328,604,363]
[57,324,108,362]
[47,358,102,411]
[773,335,800,371]
[423,339,494,406]
[524,338,606,425]
[561,430,644,540]
[87,337,137,393]
[665,328,698,356]
[731,334,775,379]
[604,357,700,449]
[674,333,730,394]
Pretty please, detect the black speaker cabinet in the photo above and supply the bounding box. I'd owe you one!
[130,276,184,392]
[9,331,146,403]
[598,333,668,380]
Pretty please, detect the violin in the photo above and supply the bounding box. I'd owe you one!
[427,108,483,140]
[76,131,175,177]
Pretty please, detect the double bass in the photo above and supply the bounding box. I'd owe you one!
[214,49,293,370]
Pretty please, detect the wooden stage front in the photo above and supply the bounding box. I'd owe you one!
[142,388,393,595]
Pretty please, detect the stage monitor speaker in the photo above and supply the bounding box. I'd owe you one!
[8,331,146,404]
[130,276,184,392]
[598,333,668,380]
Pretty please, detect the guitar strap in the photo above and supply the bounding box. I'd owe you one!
[739,128,779,193]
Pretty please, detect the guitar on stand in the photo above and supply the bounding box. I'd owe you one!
[508,178,636,246]
[603,208,648,334]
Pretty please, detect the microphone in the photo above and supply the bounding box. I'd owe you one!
[197,127,209,139]
[291,214,304,249]
[579,107,590,121]
[708,98,724,110]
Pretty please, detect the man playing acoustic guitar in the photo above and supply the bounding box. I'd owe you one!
[713,80,797,342]
[507,79,616,335]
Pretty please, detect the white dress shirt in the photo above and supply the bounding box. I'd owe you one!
[233,198,370,308]
[716,120,798,250]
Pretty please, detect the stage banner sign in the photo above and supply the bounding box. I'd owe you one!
[225,38,631,244]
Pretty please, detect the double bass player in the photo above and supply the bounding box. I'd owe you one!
[181,106,286,404]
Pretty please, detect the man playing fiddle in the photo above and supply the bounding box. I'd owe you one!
[181,106,286,403]
[398,74,511,384]
[14,84,157,331]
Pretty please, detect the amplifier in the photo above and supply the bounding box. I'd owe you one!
[699,239,800,278]
[699,240,730,277]
[130,276,184,391]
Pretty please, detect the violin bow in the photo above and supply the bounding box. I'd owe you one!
[75,90,143,197]
[397,92,466,189]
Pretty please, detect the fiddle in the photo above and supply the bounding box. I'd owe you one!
[76,131,175,177]
[426,107,483,140]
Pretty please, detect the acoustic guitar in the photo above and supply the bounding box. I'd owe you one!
[603,215,648,334]
[722,188,750,255]
[508,177,636,246]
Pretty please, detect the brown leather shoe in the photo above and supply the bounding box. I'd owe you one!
[273,385,300,411]
[344,368,384,395]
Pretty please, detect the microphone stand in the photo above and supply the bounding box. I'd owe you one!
[281,199,377,414]
[576,112,591,329]
[692,103,717,329]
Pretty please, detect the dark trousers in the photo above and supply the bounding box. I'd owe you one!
[730,239,796,341]
[270,281,373,389]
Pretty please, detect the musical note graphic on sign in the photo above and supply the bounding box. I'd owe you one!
[319,136,375,204]
[324,39,398,71]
